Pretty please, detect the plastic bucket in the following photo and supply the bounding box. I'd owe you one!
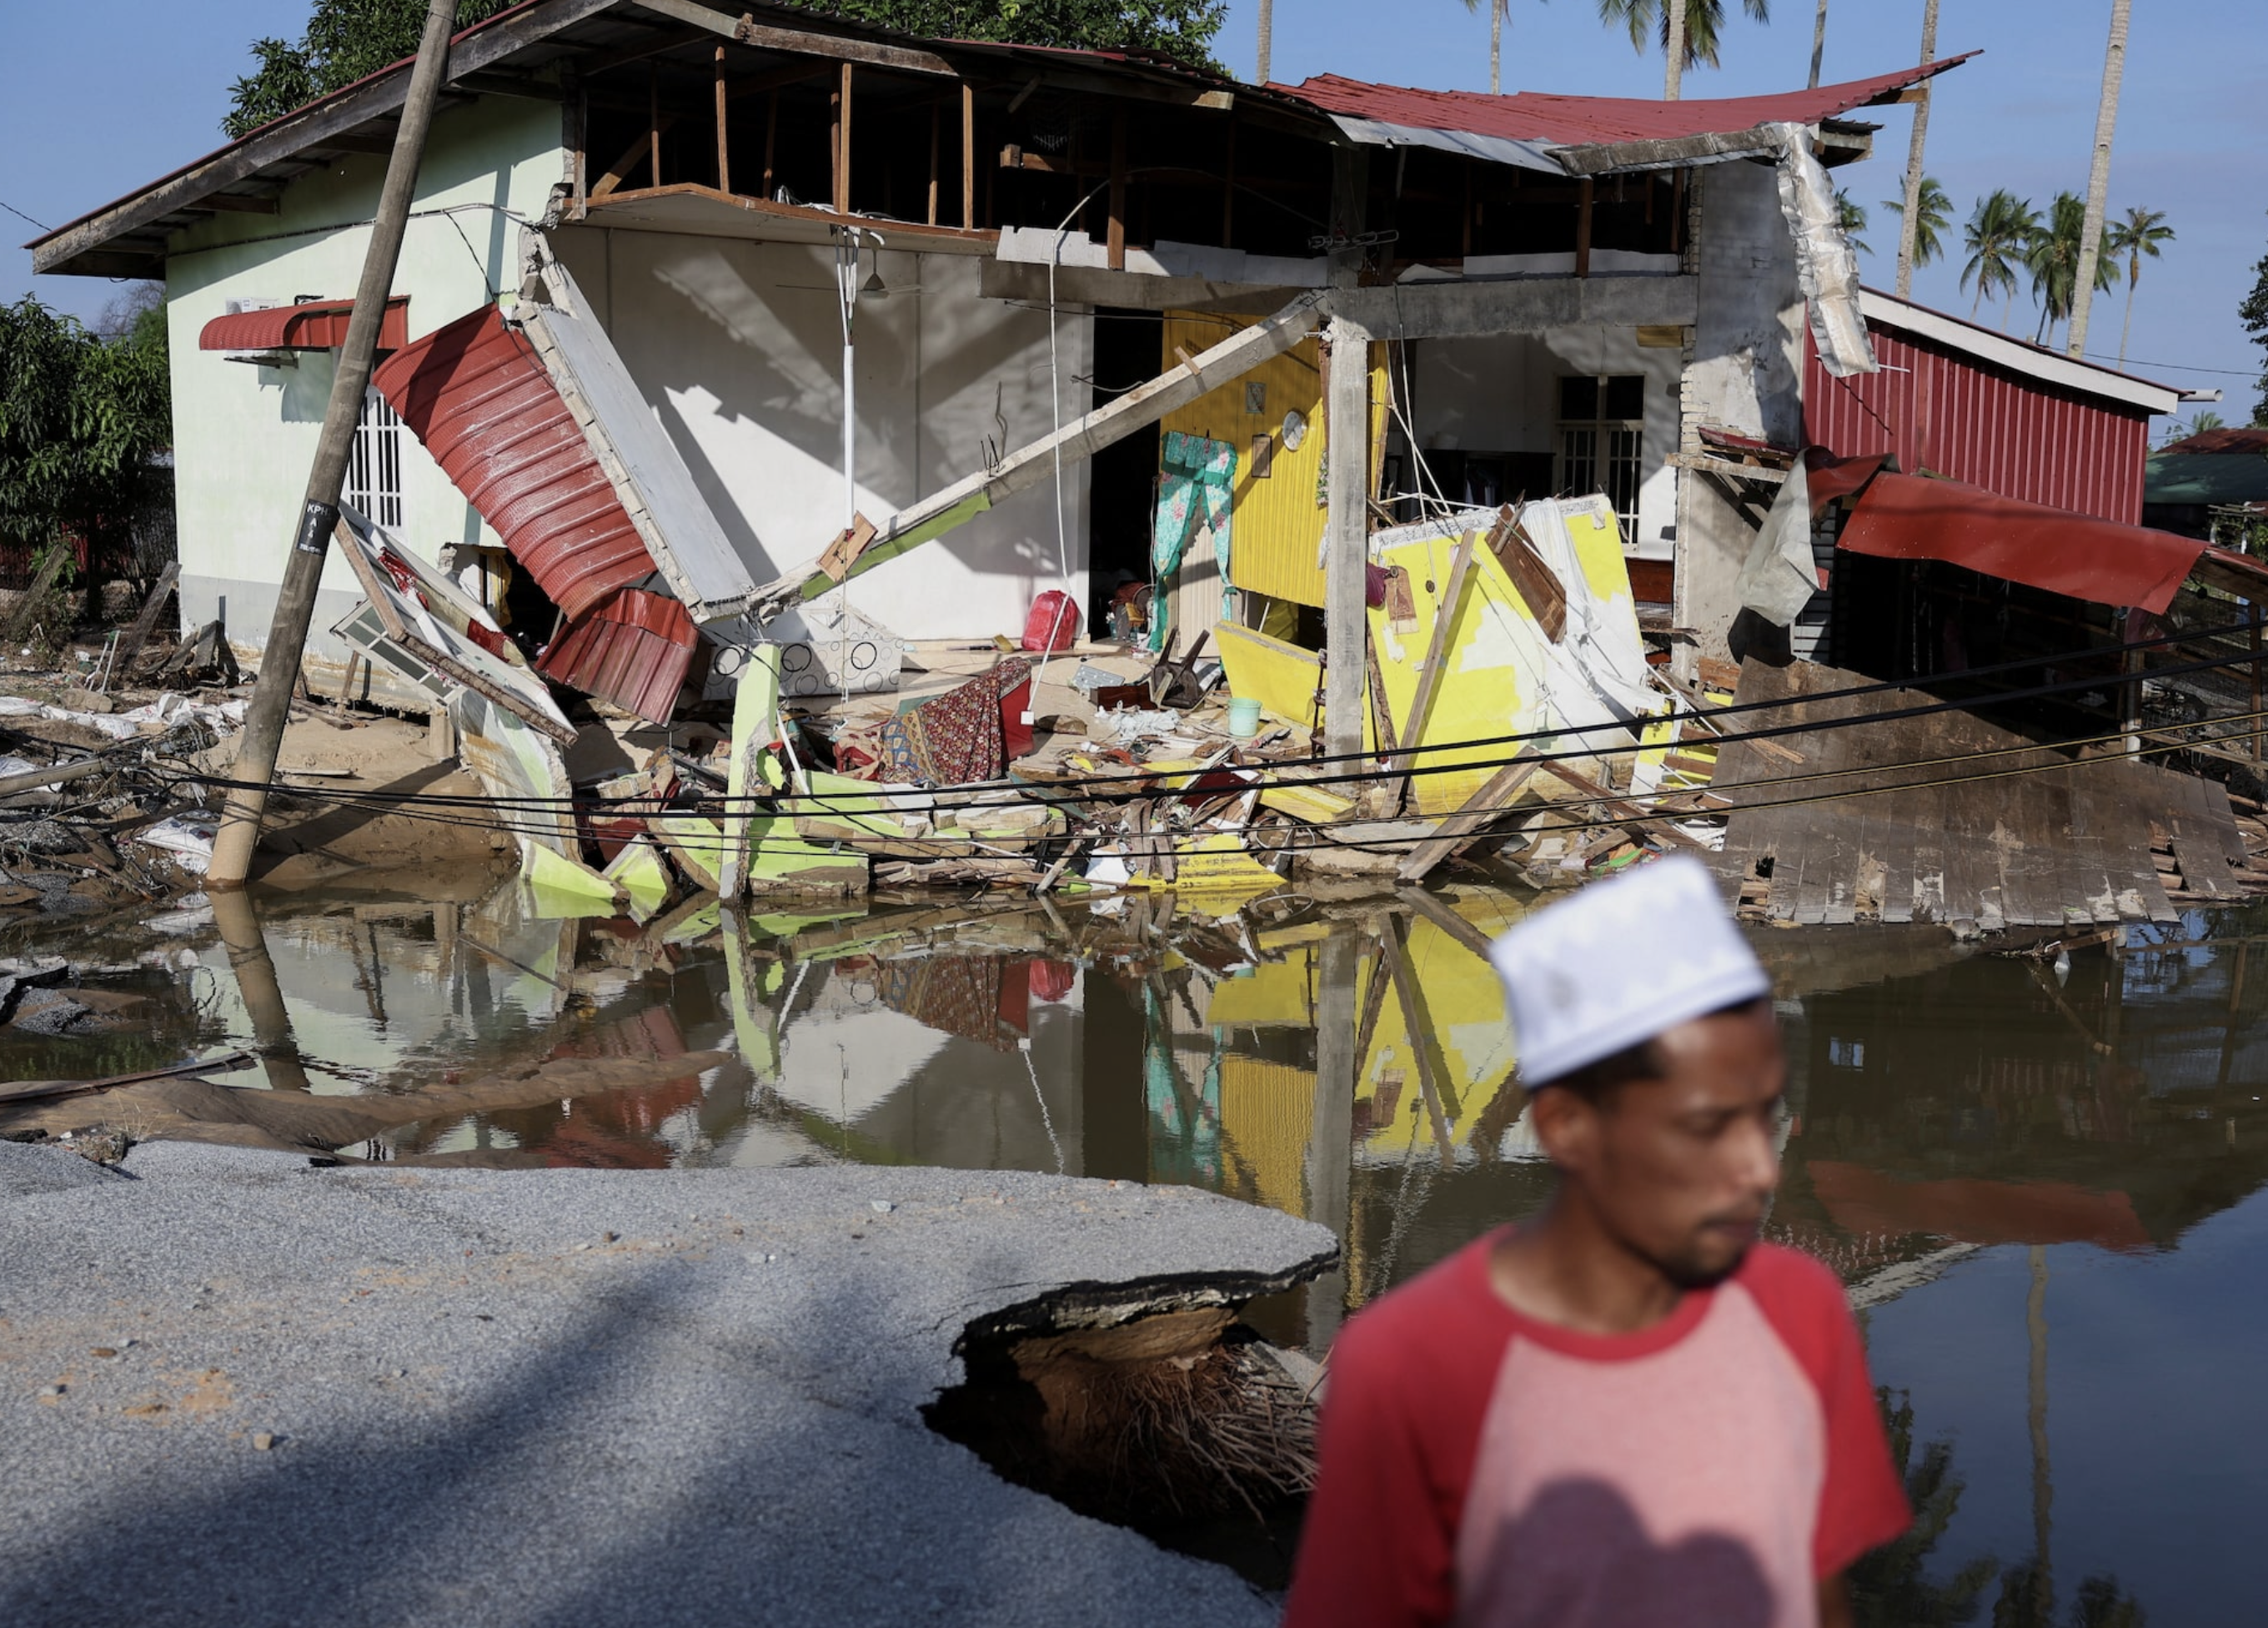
[1227,696,1263,739]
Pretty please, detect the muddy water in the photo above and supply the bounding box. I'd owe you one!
[5,875,2264,1623]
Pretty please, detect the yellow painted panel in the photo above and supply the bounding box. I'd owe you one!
[1208,950,1317,1029]
[1157,313,1389,610]
[1353,914,1520,1160]
[1218,1055,1317,1217]
[1366,534,1554,815]
[1214,621,1376,751]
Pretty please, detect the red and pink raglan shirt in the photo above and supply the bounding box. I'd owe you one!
[1284,1235,1909,1628]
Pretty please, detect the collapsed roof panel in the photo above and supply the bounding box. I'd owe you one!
[514,237,760,622]
[371,304,657,624]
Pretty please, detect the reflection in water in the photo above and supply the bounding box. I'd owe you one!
[7,880,2265,1620]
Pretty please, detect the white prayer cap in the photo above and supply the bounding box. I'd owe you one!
[1488,854,1770,1088]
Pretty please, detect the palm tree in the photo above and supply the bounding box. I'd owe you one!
[1595,0,1772,97]
[2026,190,2119,347]
[1464,0,1546,96]
[2069,0,2134,358]
[1893,0,1939,299]
[1255,0,1272,83]
[2106,205,2174,367]
[1962,190,2039,329]
[1808,0,1829,88]
[1835,190,1870,257]
[1881,177,1952,270]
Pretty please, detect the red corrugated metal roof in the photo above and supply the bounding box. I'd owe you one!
[198,296,408,352]
[371,303,655,625]
[1804,320,2152,523]
[536,585,696,726]
[1834,465,2202,616]
[1276,53,1976,149]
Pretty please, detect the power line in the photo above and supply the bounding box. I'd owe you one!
[0,197,53,234]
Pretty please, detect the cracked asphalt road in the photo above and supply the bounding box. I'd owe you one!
[0,1140,1335,1627]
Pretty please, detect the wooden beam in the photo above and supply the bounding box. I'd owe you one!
[835,63,853,215]
[1384,917,1462,1165]
[1394,883,1502,962]
[629,0,956,76]
[1107,108,1128,272]
[201,193,280,215]
[1387,530,1479,782]
[590,118,677,200]
[961,82,975,229]
[753,290,1328,616]
[714,46,730,193]
[649,68,662,191]
[1396,756,1542,884]
[1575,176,1593,279]
[1322,315,1372,761]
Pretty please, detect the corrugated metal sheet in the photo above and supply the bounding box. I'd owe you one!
[198,296,408,352]
[371,304,656,623]
[1836,469,2201,616]
[538,585,697,726]
[2163,428,2268,456]
[1278,56,1974,150]
[1804,323,2153,524]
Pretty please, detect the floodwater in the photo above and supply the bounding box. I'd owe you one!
[6,873,2265,1624]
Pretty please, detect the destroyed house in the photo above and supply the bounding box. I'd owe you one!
[30,0,1961,735]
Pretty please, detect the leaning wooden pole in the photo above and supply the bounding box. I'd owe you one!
[208,0,459,889]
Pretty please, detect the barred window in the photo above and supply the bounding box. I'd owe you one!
[344,388,404,530]
[1556,374,1644,542]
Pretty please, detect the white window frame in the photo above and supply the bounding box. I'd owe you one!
[344,387,404,530]
[1555,374,1645,543]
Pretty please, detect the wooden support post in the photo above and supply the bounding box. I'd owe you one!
[208,0,458,889]
[1671,166,1688,256]
[1575,176,1594,278]
[926,103,940,226]
[649,68,661,191]
[763,91,778,198]
[1397,754,1542,884]
[1305,930,1360,1346]
[829,77,842,211]
[569,73,587,218]
[835,63,854,215]
[1107,108,1128,271]
[1323,314,1372,762]
[1385,917,1461,1167]
[961,82,975,229]
[1462,163,1473,260]
[714,45,730,193]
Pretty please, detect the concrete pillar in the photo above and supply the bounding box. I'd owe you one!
[1304,929,1360,1348]
[1323,315,1372,761]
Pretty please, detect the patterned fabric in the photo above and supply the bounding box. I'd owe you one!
[875,657,1031,786]
[1152,432,1240,651]
[866,952,1026,1050]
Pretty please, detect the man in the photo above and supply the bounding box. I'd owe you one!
[1284,856,1907,1628]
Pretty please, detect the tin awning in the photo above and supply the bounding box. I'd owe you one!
[1832,465,2205,616]
[198,296,409,353]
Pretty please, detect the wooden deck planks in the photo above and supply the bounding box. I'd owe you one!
[1712,658,2245,933]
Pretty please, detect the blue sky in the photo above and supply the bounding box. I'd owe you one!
[7,2,2264,424]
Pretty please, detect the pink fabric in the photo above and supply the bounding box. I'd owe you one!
[1284,1236,1909,1628]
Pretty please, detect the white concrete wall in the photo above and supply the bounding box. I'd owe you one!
[1678,159,1807,665]
[162,94,566,670]
[1412,328,1683,559]
[551,228,1091,642]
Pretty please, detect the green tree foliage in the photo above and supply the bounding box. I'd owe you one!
[225,0,1231,138]
[2236,214,2268,425]
[1848,1389,1998,1627]
[1963,189,2040,328]
[1835,189,1869,257]
[0,296,172,555]
[1882,175,1951,270]
[2025,189,2118,347]
[1595,0,1772,72]
[2104,204,2171,368]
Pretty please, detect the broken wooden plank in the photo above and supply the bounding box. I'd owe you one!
[1387,529,1481,786]
[1487,506,1568,641]
[1397,754,1541,883]
[105,561,179,685]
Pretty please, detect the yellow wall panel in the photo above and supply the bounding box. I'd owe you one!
[1157,313,1388,612]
